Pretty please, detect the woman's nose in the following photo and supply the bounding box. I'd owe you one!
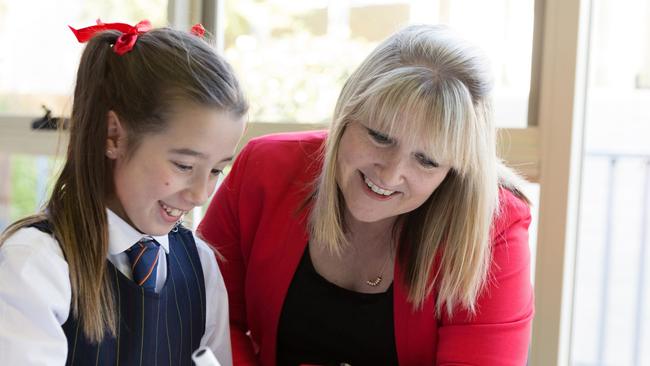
[375,153,407,187]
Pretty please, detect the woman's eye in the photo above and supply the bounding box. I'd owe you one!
[210,169,223,177]
[368,128,393,145]
[173,162,193,172]
[415,153,439,168]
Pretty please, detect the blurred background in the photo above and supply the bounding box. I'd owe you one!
[0,0,648,364]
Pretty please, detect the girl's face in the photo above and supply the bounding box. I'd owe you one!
[336,121,451,225]
[106,105,245,235]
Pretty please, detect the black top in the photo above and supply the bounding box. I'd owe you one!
[277,245,399,366]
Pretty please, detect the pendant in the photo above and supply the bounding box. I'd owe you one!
[366,276,382,287]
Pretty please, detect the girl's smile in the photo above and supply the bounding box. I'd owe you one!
[158,201,188,222]
[106,105,245,236]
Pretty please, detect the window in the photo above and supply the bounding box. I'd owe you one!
[224,0,535,127]
[571,0,650,364]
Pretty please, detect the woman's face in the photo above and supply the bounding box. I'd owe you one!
[336,121,451,224]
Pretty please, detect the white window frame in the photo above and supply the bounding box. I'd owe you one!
[529,0,590,363]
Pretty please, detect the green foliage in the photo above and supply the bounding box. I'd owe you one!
[0,95,9,114]
[8,155,62,222]
[224,1,376,123]
[9,156,39,221]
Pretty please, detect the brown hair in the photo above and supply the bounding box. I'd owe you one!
[0,27,247,342]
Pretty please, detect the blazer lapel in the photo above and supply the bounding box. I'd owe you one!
[253,199,311,366]
[393,260,437,365]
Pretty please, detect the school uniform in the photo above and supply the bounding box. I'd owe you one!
[0,209,232,366]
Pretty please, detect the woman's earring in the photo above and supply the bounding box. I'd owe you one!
[106,149,114,157]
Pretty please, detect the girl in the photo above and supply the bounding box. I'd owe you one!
[0,20,247,365]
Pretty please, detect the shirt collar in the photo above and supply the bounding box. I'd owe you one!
[107,209,170,255]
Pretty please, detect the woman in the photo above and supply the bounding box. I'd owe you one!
[198,24,533,365]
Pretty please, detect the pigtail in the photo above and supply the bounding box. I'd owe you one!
[0,32,118,342]
[49,31,120,342]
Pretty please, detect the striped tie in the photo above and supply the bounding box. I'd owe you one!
[126,238,160,292]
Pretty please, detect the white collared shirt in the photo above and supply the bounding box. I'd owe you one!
[0,210,232,366]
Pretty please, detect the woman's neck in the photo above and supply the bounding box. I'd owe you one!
[344,210,398,250]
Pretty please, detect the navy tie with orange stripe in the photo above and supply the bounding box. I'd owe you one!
[126,238,160,292]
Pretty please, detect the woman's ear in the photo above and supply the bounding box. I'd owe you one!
[106,110,126,159]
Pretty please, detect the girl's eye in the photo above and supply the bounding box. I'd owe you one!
[210,169,223,177]
[367,128,393,145]
[173,162,193,172]
[415,153,439,168]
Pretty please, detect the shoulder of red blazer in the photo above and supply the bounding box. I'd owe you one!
[236,130,328,191]
[491,187,532,244]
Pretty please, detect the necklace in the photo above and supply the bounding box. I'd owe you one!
[365,276,383,287]
[365,251,392,287]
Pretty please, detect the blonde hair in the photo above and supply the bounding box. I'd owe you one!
[310,24,526,316]
[0,27,247,342]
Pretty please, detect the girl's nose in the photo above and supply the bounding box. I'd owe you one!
[185,177,211,206]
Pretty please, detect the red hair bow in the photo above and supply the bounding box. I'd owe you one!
[69,19,152,55]
[190,23,206,38]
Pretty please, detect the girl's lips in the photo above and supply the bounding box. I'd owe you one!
[158,201,186,222]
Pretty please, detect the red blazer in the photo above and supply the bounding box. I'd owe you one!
[198,131,534,366]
